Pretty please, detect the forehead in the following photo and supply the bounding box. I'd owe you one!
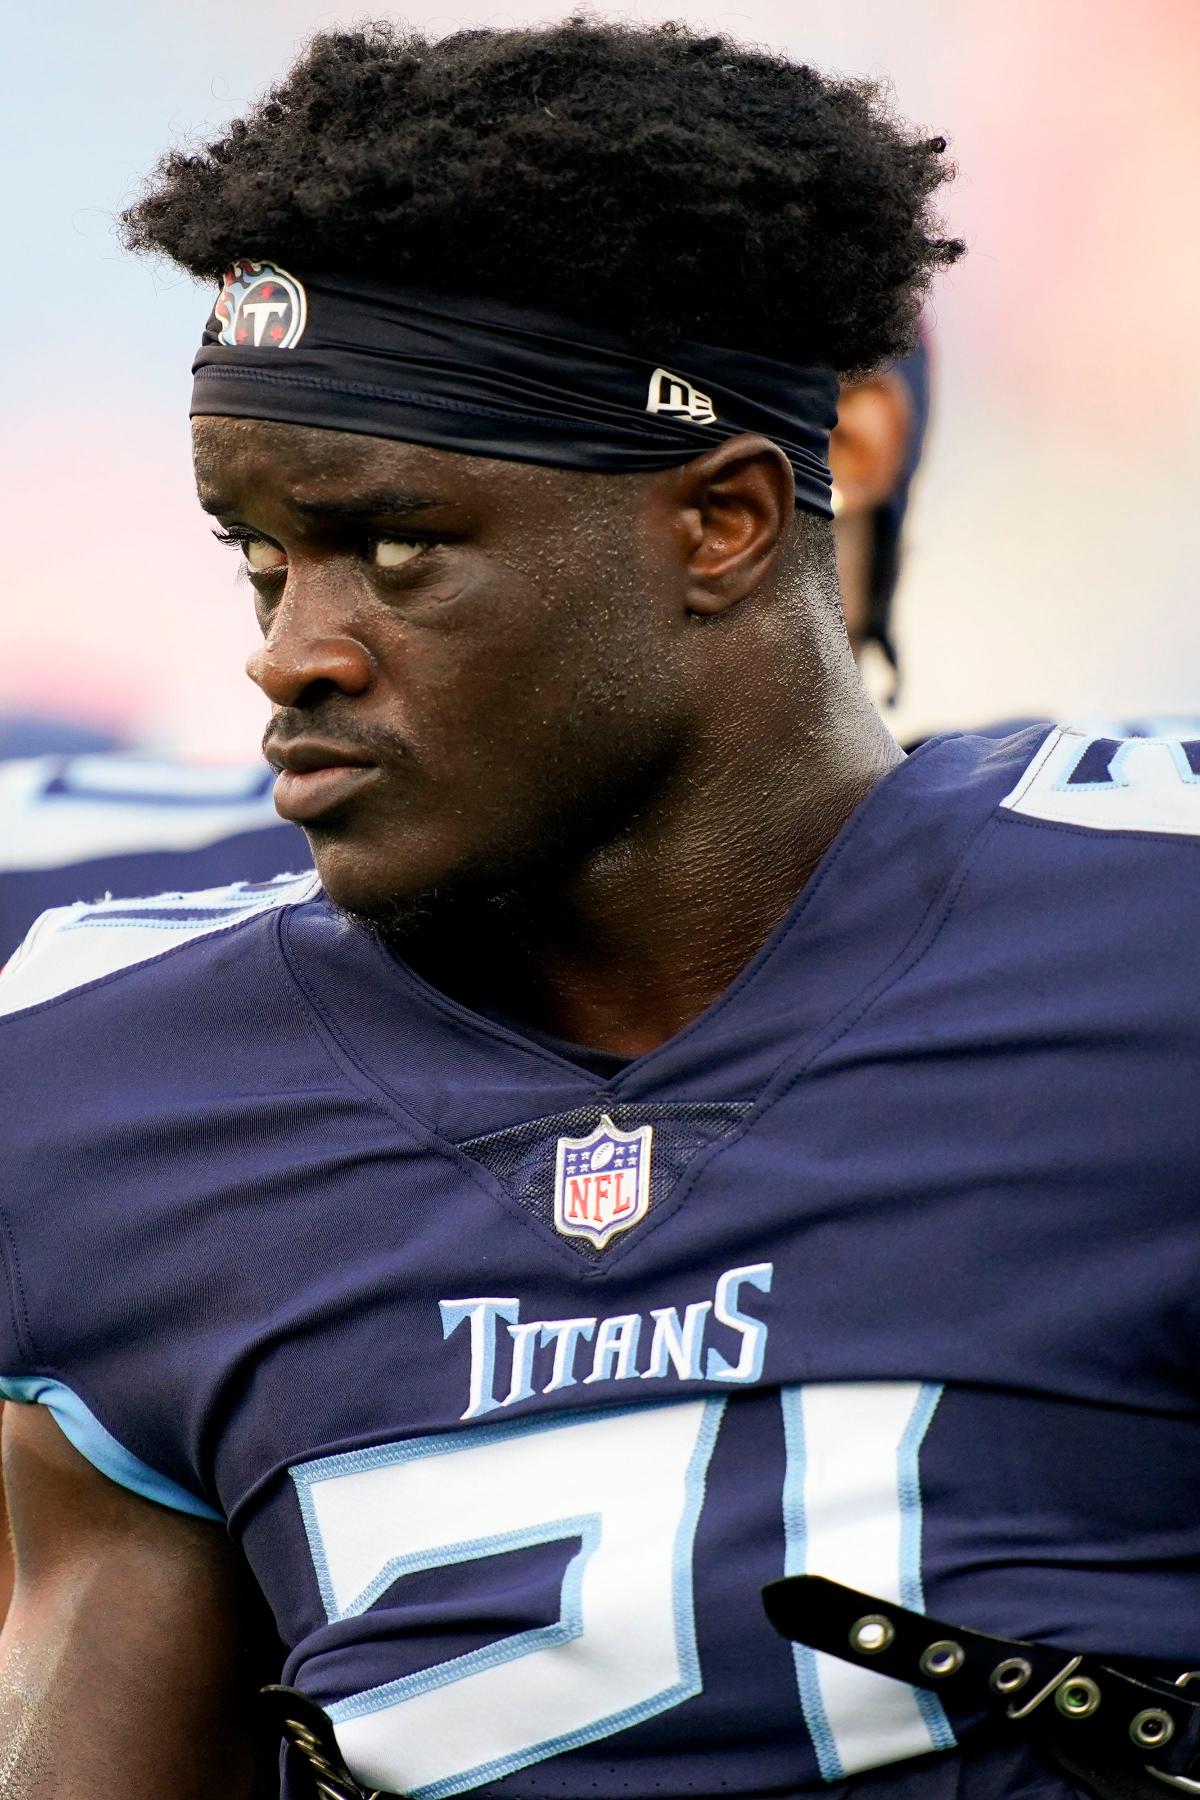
[191,415,569,516]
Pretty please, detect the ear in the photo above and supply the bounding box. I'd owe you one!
[829,373,912,518]
[674,435,796,618]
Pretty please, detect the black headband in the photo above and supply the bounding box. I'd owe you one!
[191,261,838,518]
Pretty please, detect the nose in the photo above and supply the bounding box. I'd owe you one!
[247,610,376,708]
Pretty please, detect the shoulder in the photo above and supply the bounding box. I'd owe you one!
[896,727,1200,985]
[923,726,1200,1025]
[0,870,322,1021]
[0,754,310,959]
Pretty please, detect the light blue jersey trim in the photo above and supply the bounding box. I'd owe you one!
[0,1375,221,1521]
[896,1384,955,1753]
[780,1383,954,1777]
[779,1387,843,1782]
[1053,736,1132,792]
[1167,741,1200,785]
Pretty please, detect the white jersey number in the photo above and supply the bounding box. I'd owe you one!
[293,1398,723,1798]
[293,1382,950,1797]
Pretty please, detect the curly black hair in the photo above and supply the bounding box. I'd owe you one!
[122,18,962,376]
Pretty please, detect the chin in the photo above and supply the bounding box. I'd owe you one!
[310,832,498,935]
[308,835,428,915]
[339,892,445,946]
[310,802,571,932]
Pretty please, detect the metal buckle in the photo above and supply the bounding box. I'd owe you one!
[1006,1655,1083,1722]
[1143,1672,1200,1790]
[264,1687,375,1800]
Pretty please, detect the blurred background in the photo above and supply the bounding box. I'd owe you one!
[4,0,1199,757]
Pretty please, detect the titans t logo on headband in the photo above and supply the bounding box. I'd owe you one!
[215,258,308,350]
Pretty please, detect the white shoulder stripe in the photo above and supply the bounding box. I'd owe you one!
[0,871,320,1018]
[0,755,285,872]
[1001,727,1200,837]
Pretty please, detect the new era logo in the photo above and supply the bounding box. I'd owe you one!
[646,367,717,424]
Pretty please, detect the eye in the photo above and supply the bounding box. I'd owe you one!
[211,527,286,574]
[371,538,424,569]
[245,537,287,573]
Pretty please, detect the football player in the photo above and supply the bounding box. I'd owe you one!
[3,22,1199,1800]
[0,341,925,1622]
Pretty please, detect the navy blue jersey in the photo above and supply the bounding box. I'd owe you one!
[0,753,308,960]
[3,726,1200,1800]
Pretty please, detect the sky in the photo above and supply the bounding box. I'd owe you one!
[4,0,1198,755]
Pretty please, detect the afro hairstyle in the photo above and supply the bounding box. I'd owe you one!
[122,18,963,377]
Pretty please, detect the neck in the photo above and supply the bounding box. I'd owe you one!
[397,628,901,1058]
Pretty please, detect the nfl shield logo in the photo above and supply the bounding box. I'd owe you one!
[554,1114,653,1251]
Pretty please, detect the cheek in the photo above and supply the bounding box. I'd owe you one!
[372,562,580,763]
[368,530,673,809]
[495,533,668,707]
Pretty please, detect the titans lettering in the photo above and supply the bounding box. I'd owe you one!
[440,1262,773,1420]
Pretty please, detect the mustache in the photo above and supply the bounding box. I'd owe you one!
[260,712,409,765]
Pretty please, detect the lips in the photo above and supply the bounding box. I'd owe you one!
[266,740,381,824]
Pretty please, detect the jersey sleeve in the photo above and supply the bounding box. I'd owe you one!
[0,752,310,961]
[0,875,318,1518]
[0,1375,222,1520]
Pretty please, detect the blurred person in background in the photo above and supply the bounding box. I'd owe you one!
[830,344,1200,743]
[828,340,929,678]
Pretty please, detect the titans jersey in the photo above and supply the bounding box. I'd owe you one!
[3,727,1200,1800]
[0,753,308,960]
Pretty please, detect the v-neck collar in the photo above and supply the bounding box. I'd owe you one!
[281,732,1028,1121]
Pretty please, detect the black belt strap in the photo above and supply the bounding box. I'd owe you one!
[762,1575,1200,1799]
[264,1582,1200,1800]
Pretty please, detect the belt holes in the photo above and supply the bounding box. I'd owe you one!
[1131,1708,1176,1748]
[919,1640,965,1679]
[849,1614,894,1654]
[991,1658,1033,1695]
[1056,1676,1102,1719]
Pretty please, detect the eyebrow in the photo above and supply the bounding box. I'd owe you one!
[198,487,446,521]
